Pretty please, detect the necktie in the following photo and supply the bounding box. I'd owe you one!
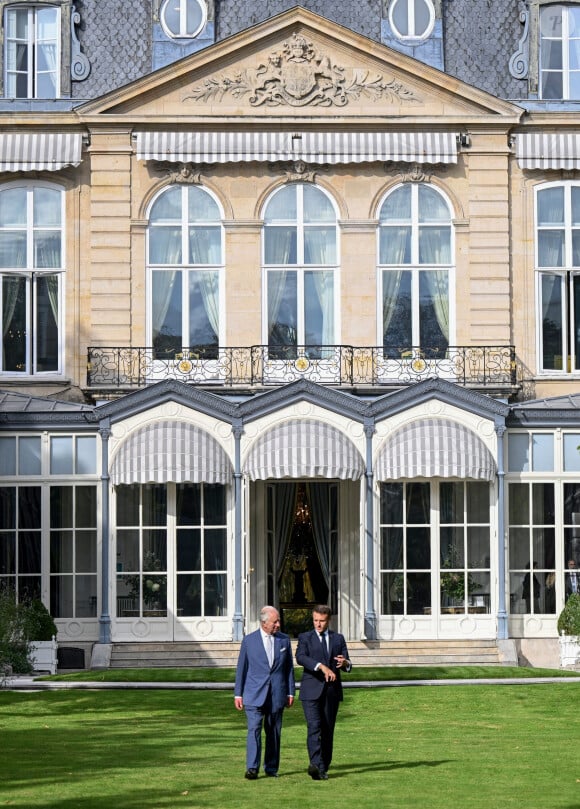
[319,632,328,661]
[266,634,274,667]
[573,573,578,593]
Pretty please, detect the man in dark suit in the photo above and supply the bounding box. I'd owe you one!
[295,604,351,780]
[234,606,295,779]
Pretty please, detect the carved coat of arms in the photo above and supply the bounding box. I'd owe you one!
[184,33,419,108]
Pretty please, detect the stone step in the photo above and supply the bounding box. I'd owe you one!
[109,639,502,668]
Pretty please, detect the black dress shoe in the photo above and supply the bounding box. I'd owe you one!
[245,769,258,780]
[308,764,321,780]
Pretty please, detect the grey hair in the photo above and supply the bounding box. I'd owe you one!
[259,605,278,624]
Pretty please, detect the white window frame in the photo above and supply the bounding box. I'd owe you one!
[159,0,207,39]
[539,3,580,100]
[0,182,65,376]
[389,0,435,41]
[376,182,455,355]
[261,183,340,351]
[146,183,225,371]
[535,180,580,375]
[4,4,61,98]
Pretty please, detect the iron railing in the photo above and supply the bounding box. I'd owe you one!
[87,345,517,390]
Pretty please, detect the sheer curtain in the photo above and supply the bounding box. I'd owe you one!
[152,271,178,345]
[275,483,297,585]
[310,271,334,350]
[424,270,449,345]
[307,482,331,589]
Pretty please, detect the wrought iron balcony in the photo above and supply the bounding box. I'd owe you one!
[87,345,517,391]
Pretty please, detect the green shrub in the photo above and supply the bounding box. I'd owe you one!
[557,593,580,636]
[21,599,57,642]
[0,588,32,674]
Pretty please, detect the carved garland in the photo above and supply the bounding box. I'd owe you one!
[183,32,420,108]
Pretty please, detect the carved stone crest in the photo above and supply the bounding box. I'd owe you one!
[184,33,419,108]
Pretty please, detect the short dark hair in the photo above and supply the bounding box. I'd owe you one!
[312,604,332,617]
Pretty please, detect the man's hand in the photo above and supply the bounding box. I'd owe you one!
[234,696,244,710]
[334,655,348,669]
[318,664,336,682]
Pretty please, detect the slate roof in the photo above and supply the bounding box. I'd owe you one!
[0,390,95,413]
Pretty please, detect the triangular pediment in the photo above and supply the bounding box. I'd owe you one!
[78,7,522,125]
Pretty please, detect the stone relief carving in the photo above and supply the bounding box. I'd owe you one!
[183,32,420,107]
[283,160,317,182]
[163,163,203,184]
[509,0,529,80]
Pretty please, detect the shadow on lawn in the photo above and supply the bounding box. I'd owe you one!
[324,758,453,778]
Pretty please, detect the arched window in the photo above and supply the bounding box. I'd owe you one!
[159,0,207,39]
[263,183,338,359]
[378,183,453,359]
[0,183,63,374]
[540,4,580,99]
[389,0,435,40]
[147,184,223,359]
[536,181,580,372]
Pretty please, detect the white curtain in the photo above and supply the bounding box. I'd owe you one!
[310,270,334,350]
[197,271,219,342]
[382,270,403,336]
[424,270,449,343]
[152,271,178,344]
[307,482,331,588]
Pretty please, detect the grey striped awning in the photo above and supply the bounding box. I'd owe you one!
[244,419,365,481]
[375,419,497,481]
[110,420,233,485]
[515,133,580,170]
[0,133,83,172]
[136,131,458,165]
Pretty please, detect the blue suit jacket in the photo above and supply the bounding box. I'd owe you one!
[235,629,295,712]
[295,628,350,702]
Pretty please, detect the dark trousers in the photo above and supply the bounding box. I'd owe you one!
[244,693,283,774]
[301,690,340,773]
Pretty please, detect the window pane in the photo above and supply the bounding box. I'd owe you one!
[185,0,204,35]
[383,269,412,350]
[392,0,409,36]
[0,534,15,574]
[177,528,201,570]
[380,482,403,524]
[406,482,430,523]
[380,226,411,264]
[204,573,226,615]
[76,437,96,475]
[203,484,226,525]
[142,485,167,527]
[150,227,182,264]
[2,275,27,372]
[509,482,529,525]
[19,487,40,529]
[117,530,139,571]
[177,482,201,525]
[188,226,221,264]
[188,187,219,221]
[152,270,182,356]
[563,434,580,470]
[51,575,73,618]
[188,272,218,345]
[116,485,139,526]
[268,270,297,351]
[76,531,97,573]
[19,436,41,475]
[50,530,73,573]
[264,186,296,222]
[540,273,564,369]
[467,527,490,569]
[204,529,226,569]
[440,526,464,567]
[0,438,16,475]
[35,274,59,372]
[440,482,463,523]
[304,271,334,345]
[419,227,450,264]
[265,226,297,264]
[177,573,201,615]
[531,433,553,471]
[150,187,182,222]
[407,572,430,613]
[538,231,564,266]
[50,437,73,475]
[419,271,449,354]
[466,482,489,523]
[303,186,335,222]
[380,186,411,222]
[76,487,97,529]
[50,485,73,529]
[304,227,336,264]
[407,527,430,568]
[0,187,26,227]
[538,187,565,225]
[381,526,404,569]
[76,575,97,617]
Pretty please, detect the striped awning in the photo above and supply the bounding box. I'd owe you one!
[375,419,497,481]
[244,419,365,481]
[110,421,233,485]
[136,131,458,165]
[0,133,83,172]
[515,133,580,170]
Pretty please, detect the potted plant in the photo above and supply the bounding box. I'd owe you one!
[23,599,58,674]
[557,593,580,668]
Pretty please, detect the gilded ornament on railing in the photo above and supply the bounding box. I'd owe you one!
[183,33,420,108]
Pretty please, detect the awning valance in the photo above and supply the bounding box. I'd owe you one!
[110,420,233,485]
[515,133,580,170]
[136,131,458,165]
[243,419,365,481]
[0,133,82,172]
[375,419,497,481]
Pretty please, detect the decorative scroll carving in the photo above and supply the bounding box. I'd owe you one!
[397,163,434,183]
[71,6,91,81]
[509,1,529,80]
[184,33,420,107]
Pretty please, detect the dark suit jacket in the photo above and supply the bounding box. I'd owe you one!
[295,628,350,702]
[235,629,295,712]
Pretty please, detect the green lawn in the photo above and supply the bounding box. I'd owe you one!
[41,664,579,683]
[1,684,579,809]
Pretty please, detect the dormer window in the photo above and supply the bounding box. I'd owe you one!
[5,5,59,98]
[540,4,580,99]
[159,0,207,39]
[389,0,435,40]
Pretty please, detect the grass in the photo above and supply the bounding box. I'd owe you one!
[40,664,580,683]
[1,684,580,809]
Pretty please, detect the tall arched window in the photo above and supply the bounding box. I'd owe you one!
[0,183,63,374]
[263,183,338,360]
[536,181,580,372]
[378,183,453,359]
[147,184,223,359]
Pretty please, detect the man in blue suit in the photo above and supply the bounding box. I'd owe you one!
[234,606,295,779]
[295,604,351,780]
